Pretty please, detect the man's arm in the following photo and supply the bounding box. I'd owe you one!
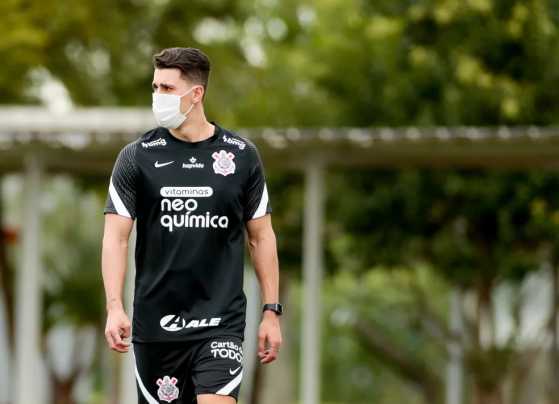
[102,142,137,353]
[241,139,280,363]
[246,214,282,364]
[102,214,134,353]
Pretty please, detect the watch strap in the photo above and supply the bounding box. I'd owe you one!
[263,303,283,315]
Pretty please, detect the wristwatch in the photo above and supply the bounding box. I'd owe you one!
[263,303,283,316]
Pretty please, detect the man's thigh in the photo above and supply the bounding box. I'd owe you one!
[192,336,244,403]
[134,342,196,404]
[197,394,236,404]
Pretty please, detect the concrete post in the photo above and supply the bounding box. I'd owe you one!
[120,224,137,403]
[446,288,464,404]
[14,154,43,404]
[0,286,10,403]
[240,267,261,403]
[301,155,325,404]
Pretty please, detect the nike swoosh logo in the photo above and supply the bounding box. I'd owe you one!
[155,161,174,168]
[229,365,242,375]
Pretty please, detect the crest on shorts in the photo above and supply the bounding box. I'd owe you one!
[156,376,179,402]
[212,150,235,176]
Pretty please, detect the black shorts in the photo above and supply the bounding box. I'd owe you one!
[134,336,244,403]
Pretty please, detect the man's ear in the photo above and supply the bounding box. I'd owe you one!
[192,86,205,103]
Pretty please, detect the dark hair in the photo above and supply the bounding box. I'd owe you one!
[153,47,212,97]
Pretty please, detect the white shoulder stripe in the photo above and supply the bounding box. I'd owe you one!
[109,176,132,218]
[216,370,243,396]
[134,359,159,404]
[252,184,269,219]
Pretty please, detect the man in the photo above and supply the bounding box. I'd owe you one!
[102,47,282,404]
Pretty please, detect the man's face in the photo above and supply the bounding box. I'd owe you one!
[152,68,203,114]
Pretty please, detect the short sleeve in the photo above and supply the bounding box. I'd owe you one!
[243,140,272,221]
[104,142,137,219]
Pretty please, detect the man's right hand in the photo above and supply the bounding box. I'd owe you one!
[104,301,131,353]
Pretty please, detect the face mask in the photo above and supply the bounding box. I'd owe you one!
[152,86,198,129]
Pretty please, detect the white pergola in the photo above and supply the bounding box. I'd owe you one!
[3,107,559,404]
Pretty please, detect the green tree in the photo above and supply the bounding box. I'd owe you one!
[325,168,559,404]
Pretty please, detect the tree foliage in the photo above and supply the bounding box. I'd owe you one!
[5,0,559,127]
[4,0,559,403]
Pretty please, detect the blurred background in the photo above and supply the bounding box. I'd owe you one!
[3,0,559,404]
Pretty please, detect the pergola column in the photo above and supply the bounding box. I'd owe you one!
[301,155,325,404]
[240,267,261,402]
[14,154,43,404]
[120,224,137,403]
[446,288,464,404]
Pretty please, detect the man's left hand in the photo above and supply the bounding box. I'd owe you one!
[258,311,282,364]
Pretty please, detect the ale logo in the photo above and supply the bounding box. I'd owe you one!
[160,315,186,332]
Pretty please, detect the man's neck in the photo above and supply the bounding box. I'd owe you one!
[169,111,215,143]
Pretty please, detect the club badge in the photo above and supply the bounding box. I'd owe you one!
[156,376,179,402]
[212,150,236,176]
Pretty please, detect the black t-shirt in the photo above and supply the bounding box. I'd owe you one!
[104,123,271,343]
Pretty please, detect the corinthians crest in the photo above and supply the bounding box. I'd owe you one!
[156,376,179,402]
[212,150,236,176]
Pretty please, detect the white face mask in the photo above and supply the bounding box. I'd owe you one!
[152,86,198,129]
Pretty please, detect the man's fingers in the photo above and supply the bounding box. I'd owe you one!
[122,323,132,339]
[117,336,131,347]
[258,349,270,358]
[112,331,124,346]
[113,328,131,346]
[258,333,266,354]
[268,340,281,351]
[257,326,282,363]
[261,351,278,364]
[260,340,281,364]
[105,331,117,350]
[105,330,129,353]
[105,330,127,352]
